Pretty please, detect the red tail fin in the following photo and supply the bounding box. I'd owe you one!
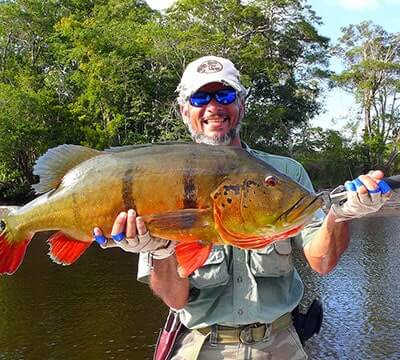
[0,233,32,275]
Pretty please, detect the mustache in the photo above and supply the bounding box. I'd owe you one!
[202,111,229,122]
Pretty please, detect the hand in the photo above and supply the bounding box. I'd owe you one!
[331,170,391,221]
[93,209,175,259]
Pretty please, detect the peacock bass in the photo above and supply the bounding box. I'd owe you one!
[0,142,322,277]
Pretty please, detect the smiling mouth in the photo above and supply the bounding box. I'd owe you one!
[203,117,228,125]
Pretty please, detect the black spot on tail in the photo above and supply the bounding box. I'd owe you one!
[122,168,135,209]
[0,220,6,233]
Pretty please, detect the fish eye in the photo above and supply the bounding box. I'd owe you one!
[0,220,5,233]
[264,176,278,187]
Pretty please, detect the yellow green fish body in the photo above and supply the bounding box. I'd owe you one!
[0,143,322,276]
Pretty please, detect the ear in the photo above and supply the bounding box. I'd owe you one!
[180,104,189,124]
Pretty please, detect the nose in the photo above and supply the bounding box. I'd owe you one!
[204,97,223,113]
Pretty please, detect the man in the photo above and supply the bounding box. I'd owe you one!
[93,56,390,359]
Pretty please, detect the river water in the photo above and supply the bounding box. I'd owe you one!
[0,217,399,360]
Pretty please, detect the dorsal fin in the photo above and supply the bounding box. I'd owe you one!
[32,144,102,194]
[0,206,19,218]
[104,141,191,153]
[104,143,153,153]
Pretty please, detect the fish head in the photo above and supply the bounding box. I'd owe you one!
[211,170,323,245]
[253,173,323,233]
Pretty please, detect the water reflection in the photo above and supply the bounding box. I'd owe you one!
[1,218,400,359]
[300,217,400,360]
[0,235,166,360]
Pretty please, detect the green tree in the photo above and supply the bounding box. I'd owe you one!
[53,0,185,148]
[293,126,363,188]
[333,21,400,171]
[0,0,81,199]
[0,0,331,199]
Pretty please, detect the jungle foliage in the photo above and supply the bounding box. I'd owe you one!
[0,0,399,200]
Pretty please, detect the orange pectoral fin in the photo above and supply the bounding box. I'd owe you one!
[0,233,32,275]
[142,208,219,243]
[48,232,91,265]
[175,242,212,278]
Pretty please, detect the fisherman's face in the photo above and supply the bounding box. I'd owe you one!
[180,82,244,146]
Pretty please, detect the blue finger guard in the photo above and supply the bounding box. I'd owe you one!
[94,235,107,245]
[111,232,125,242]
[368,188,381,194]
[378,180,391,194]
[345,181,357,192]
[352,178,364,189]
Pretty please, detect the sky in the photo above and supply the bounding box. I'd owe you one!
[307,0,400,130]
[145,0,400,131]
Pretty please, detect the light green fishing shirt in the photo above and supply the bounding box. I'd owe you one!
[137,146,325,329]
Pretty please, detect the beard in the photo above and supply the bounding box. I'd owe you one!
[185,116,241,146]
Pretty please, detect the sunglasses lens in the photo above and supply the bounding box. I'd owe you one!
[190,92,211,107]
[215,89,236,105]
[189,89,237,107]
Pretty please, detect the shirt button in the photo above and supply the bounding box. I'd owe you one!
[236,276,243,283]
[237,309,243,316]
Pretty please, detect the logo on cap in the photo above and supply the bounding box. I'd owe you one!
[197,60,223,74]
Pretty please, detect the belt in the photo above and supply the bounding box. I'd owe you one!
[196,313,292,345]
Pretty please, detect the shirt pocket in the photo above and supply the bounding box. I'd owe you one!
[249,239,293,277]
[189,246,230,289]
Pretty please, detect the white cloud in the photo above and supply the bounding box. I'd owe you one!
[145,0,176,10]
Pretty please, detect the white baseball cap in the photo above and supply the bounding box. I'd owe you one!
[176,55,248,104]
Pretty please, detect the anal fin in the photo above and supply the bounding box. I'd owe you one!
[175,242,212,277]
[48,232,91,265]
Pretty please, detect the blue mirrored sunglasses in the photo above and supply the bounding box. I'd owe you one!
[189,88,237,107]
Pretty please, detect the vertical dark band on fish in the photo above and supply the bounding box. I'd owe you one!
[183,160,197,209]
[71,192,80,225]
[122,168,135,210]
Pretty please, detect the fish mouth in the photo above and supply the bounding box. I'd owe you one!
[279,194,323,226]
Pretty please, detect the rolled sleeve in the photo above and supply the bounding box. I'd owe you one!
[294,208,325,248]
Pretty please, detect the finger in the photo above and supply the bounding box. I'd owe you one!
[136,216,147,236]
[111,212,127,241]
[378,179,392,194]
[137,231,152,244]
[93,227,107,246]
[344,181,356,192]
[356,176,378,194]
[369,191,384,205]
[93,227,103,236]
[126,209,137,239]
[346,190,360,204]
[368,170,384,181]
[358,191,374,205]
[352,178,368,195]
